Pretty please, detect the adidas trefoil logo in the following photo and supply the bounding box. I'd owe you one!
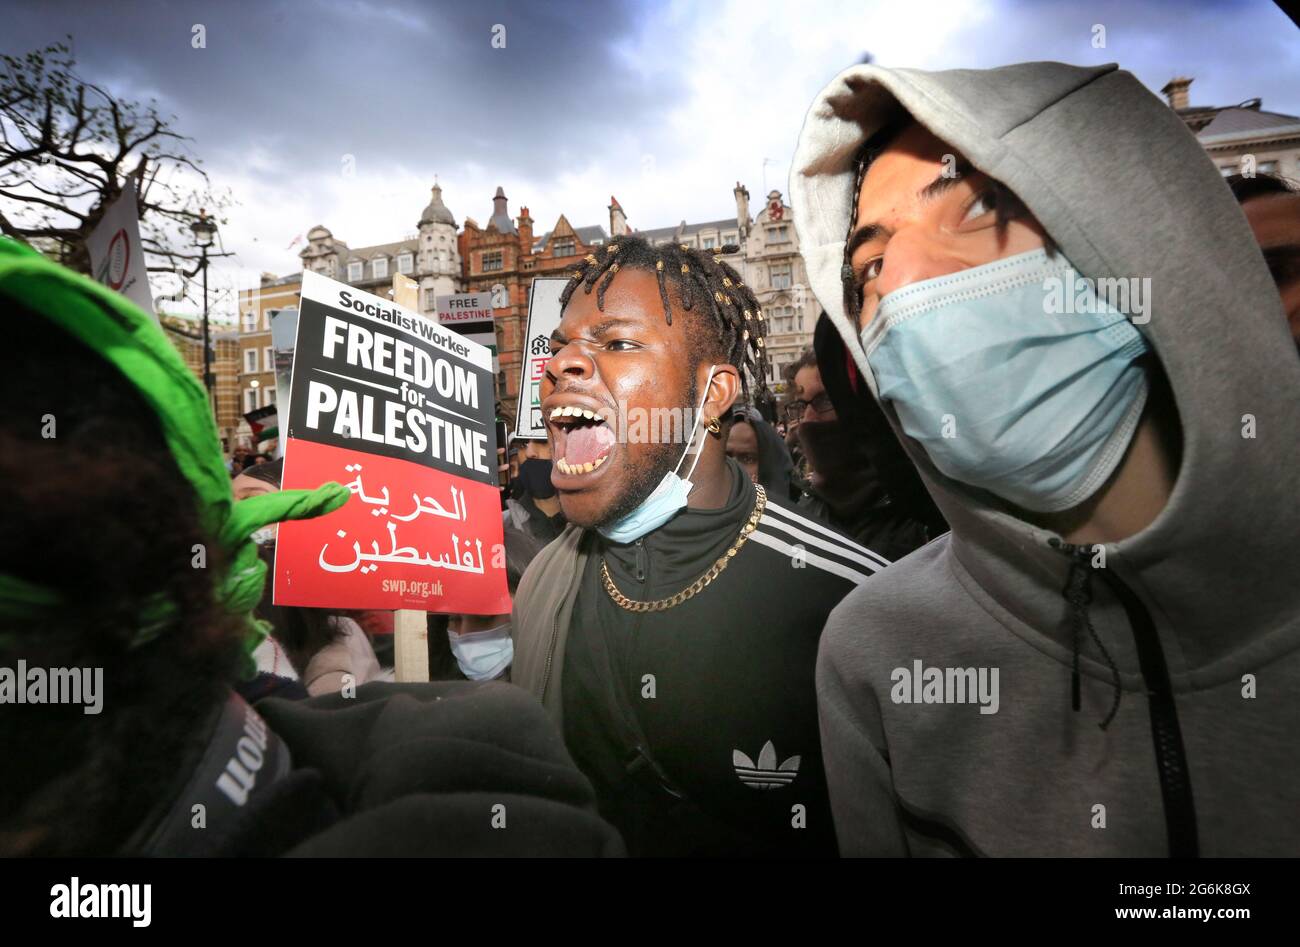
[733,740,800,790]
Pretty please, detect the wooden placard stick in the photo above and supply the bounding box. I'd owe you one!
[390,272,429,682]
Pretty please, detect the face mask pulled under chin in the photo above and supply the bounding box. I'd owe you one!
[861,248,1150,514]
[596,366,717,544]
[448,623,513,681]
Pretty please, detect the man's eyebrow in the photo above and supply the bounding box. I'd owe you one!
[847,158,976,261]
[918,158,972,203]
[846,223,885,260]
[549,317,644,346]
[589,317,645,337]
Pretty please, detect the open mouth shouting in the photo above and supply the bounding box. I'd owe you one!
[545,400,617,483]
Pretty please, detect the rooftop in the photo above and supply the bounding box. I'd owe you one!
[636,217,741,244]
[532,224,609,252]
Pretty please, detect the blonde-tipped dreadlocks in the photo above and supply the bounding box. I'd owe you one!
[559,234,769,397]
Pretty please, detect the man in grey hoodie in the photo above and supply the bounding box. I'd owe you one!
[790,61,1299,856]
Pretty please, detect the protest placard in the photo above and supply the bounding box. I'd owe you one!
[513,277,568,439]
[86,179,157,321]
[273,270,508,614]
[268,307,298,459]
[436,291,496,368]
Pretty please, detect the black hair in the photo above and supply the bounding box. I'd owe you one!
[240,457,283,488]
[0,308,244,856]
[558,234,769,398]
[784,344,819,388]
[1226,171,1297,204]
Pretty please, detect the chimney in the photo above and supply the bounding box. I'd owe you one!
[1161,77,1193,111]
[518,205,534,252]
[734,182,751,236]
[609,195,628,237]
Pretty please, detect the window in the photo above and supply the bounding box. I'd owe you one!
[244,349,259,374]
[764,306,795,335]
[770,263,792,290]
[243,388,258,414]
[703,236,716,249]
[724,232,737,245]
[262,386,277,407]
[553,239,576,258]
[767,225,789,243]
[425,289,438,310]
[398,253,414,274]
[372,258,389,279]
[1258,160,1279,173]
[483,251,504,272]
[263,346,274,371]
[242,311,257,332]
[768,305,795,334]
[348,261,363,281]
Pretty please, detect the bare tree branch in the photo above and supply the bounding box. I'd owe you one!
[0,41,232,276]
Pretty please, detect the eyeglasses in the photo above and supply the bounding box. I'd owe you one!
[784,393,835,420]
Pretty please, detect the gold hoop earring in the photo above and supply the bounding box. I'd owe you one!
[706,417,722,435]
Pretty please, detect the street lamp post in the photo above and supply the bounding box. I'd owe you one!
[190,210,218,408]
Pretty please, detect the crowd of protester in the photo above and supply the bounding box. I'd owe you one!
[2,58,1298,858]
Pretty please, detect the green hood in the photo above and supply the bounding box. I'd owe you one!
[0,236,348,663]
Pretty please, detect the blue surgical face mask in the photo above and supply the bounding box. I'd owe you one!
[597,366,717,544]
[860,248,1150,514]
[448,623,513,681]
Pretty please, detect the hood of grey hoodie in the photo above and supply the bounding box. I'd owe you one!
[790,61,1300,679]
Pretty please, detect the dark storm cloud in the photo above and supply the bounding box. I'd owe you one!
[3,0,674,188]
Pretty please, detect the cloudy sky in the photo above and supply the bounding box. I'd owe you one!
[5,0,1299,319]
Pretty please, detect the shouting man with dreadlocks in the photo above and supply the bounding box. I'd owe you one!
[511,235,889,856]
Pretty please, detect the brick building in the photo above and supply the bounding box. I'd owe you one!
[459,186,608,424]
[160,315,242,449]
[235,272,300,446]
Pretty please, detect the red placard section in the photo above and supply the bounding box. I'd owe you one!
[274,438,509,614]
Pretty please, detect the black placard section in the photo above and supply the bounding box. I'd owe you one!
[442,319,493,336]
[286,297,497,486]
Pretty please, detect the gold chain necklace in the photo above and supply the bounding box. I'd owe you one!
[600,484,767,613]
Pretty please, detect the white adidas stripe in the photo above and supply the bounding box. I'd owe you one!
[763,502,892,569]
[758,513,887,574]
[749,529,872,585]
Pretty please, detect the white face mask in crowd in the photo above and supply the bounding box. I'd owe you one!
[861,248,1150,514]
[448,623,514,681]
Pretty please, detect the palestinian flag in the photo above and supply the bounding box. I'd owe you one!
[245,403,278,443]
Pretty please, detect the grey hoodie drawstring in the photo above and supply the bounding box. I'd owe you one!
[1049,538,1123,729]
